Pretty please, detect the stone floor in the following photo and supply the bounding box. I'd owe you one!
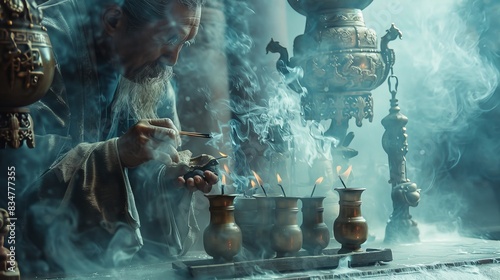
[30,231,500,280]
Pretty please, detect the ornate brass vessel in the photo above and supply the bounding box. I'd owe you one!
[203,195,242,262]
[300,196,330,255]
[333,188,368,253]
[283,0,399,127]
[271,197,302,257]
[0,0,55,148]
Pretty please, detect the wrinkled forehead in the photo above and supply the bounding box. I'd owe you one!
[121,0,201,27]
[153,3,201,33]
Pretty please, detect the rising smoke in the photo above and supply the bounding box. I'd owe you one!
[285,0,500,233]
[367,0,499,232]
[176,0,500,237]
[3,0,500,277]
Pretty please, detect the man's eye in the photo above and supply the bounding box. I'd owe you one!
[165,35,180,46]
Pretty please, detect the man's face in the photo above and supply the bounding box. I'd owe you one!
[112,1,201,81]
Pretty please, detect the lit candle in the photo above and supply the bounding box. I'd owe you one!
[277,173,286,197]
[252,170,267,197]
[337,165,353,189]
[310,177,324,197]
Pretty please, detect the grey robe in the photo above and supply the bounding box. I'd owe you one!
[6,0,199,273]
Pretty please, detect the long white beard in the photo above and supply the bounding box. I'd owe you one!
[112,65,174,122]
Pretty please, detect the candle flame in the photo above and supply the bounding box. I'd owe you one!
[252,170,263,186]
[315,176,324,185]
[222,174,226,185]
[223,164,230,174]
[250,180,256,188]
[337,165,353,181]
[341,165,353,180]
[277,173,282,184]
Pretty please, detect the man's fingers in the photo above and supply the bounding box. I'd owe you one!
[185,177,198,192]
[149,126,178,142]
[145,119,181,147]
[147,118,177,129]
[203,171,219,185]
[118,119,182,168]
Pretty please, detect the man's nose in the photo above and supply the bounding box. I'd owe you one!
[161,46,182,66]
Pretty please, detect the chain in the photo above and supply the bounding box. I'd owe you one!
[387,66,399,96]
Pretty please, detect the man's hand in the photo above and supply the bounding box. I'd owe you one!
[117,118,181,168]
[177,170,218,193]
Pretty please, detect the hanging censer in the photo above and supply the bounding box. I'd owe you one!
[0,0,55,149]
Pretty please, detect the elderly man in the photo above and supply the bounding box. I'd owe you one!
[7,0,218,274]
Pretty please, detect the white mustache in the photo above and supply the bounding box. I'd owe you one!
[113,66,173,122]
[132,63,173,84]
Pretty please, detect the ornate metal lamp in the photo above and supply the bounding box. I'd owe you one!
[382,72,420,243]
[267,0,420,242]
[0,0,55,149]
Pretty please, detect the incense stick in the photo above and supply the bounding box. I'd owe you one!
[214,155,228,160]
[179,131,212,138]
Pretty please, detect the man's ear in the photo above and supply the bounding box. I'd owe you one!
[102,6,125,36]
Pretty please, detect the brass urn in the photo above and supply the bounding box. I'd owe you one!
[300,196,330,255]
[234,196,258,250]
[286,0,399,127]
[271,197,302,257]
[234,195,276,259]
[203,195,242,262]
[0,0,55,148]
[267,0,400,148]
[333,188,368,253]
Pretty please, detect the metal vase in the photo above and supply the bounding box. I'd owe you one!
[300,197,330,255]
[333,188,368,253]
[234,196,257,251]
[252,195,276,258]
[234,196,275,258]
[271,197,302,257]
[203,195,242,262]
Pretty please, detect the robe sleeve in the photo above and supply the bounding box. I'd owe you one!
[126,151,200,259]
[36,138,143,255]
[36,137,200,262]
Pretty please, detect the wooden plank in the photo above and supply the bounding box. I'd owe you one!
[172,248,392,278]
[352,248,393,266]
[190,262,236,278]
